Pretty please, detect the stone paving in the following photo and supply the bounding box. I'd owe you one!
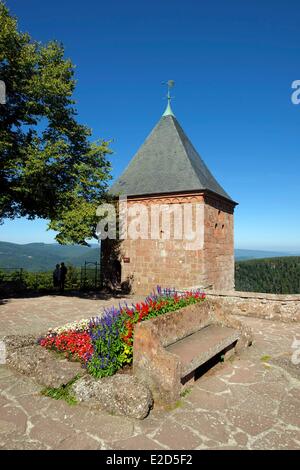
[0,293,141,336]
[0,295,300,450]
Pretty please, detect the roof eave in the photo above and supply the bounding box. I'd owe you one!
[109,188,238,207]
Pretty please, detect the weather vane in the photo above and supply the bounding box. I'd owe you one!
[162,80,175,117]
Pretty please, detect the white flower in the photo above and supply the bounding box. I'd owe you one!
[48,318,90,334]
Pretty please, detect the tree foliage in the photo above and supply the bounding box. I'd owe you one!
[0,2,112,244]
[235,256,300,294]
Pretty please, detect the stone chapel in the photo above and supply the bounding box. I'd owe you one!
[106,89,238,294]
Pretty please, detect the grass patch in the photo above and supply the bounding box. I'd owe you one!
[180,387,192,398]
[41,375,80,405]
[260,355,272,362]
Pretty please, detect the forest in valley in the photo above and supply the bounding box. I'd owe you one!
[235,256,300,294]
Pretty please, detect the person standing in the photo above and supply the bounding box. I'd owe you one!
[59,262,68,293]
[53,264,60,290]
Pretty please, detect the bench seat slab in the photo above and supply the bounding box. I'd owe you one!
[166,324,240,377]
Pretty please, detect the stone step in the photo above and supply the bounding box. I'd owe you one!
[166,324,240,377]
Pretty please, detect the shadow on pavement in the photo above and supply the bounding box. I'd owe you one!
[0,289,133,303]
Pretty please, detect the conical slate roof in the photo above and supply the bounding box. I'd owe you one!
[110,114,234,203]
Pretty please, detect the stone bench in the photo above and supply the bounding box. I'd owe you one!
[133,300,252,406]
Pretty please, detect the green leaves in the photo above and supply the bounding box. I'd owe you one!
[40,375,80,405]
[0,3,112,243]
[235,256,300,294]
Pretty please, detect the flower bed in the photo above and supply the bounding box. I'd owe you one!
[39,287,206,378]
[39,331,93,362]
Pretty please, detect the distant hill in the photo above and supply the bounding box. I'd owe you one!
[235,256,300,294]
[234,249,294,261]
[0,241,99,271]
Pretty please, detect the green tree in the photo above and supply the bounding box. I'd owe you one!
[0,2,112,244]
[235,256,300,294]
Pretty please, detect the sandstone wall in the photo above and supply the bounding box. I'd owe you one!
[203,194,234,291]
[118,192,235,295]
[206,290,300,323]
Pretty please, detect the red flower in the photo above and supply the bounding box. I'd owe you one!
[126,308,134,318]
[40,331,93,362]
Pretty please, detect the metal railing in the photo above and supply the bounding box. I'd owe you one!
[0,262,101,292]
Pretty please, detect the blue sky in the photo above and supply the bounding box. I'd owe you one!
[1,0,300,251]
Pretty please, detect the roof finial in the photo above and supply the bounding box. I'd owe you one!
[162,80,175,117]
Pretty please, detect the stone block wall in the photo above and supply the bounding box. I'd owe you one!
[207,291,300,323]
[115,191,235,294]
[203,194,235,291]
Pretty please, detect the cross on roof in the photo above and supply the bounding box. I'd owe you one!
[162,79,175,117]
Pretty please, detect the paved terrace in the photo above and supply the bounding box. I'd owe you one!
[0,294,300,450]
